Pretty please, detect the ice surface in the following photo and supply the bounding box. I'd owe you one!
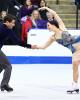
[0,64,80,100]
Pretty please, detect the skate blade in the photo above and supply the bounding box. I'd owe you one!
[67,89,79,94]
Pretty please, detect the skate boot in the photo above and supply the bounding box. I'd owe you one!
[67,82,79,94]
[1,85,13,92]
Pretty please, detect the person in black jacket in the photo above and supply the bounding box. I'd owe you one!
[75,0,80,5]
[8,0,22,16]
[31,0,41,7]
[0,14,37,92]
[0,0,9,12]
[18,0,25,5]
[0,0,21,16]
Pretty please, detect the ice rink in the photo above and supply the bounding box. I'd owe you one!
[0,29,80,99]
[0,64,80,100]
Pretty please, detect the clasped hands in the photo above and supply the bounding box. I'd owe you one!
[31,45,44,49]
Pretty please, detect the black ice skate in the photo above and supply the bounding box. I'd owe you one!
[67,89,79,94]
[1,85,13,92]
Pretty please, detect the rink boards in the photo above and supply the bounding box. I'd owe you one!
[2,29,80,64]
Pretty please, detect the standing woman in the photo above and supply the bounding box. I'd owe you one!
[39,0,48,20]
[20,0,38,18]
[37,8,80,94]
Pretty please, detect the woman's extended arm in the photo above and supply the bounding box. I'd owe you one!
[37,35,56,49]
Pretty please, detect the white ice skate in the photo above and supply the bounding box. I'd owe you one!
[67,82,79,94]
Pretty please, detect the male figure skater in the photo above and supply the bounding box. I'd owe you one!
[0,14,37,92]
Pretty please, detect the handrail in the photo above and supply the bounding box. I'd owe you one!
[75,1,80,29]
[56,0,59,4]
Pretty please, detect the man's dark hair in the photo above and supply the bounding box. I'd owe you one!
[3,14,16,23]
[48,19,59,28]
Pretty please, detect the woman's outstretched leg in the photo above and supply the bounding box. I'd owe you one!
[67,56,79,94]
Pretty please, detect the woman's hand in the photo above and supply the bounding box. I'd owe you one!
[31,45,38,49]
[31,45,45,49]
[38,7,56,13]
[36,45,45,49]
[38,7,47,10]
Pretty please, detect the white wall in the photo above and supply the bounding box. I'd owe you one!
[2,29,80,56]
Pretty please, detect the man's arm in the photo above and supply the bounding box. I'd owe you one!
[8,29,37,49]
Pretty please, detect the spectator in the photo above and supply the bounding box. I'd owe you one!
[39,0,48,20]
[21,9,47,42]
[7,0,22,42]
[31,0,41,7]
[20,0,38,18]
[13,17,22,40]
[46,12,54,21]
[17,0,25,5]
[31,10,41,28]
[21,17,32,42]
[8,0,21,17]
[31,10,47,29]
[0,0,21,17]
[0,11,7,23]
[0,0,9,12]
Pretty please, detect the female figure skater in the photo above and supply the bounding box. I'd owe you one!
[37,7,80,94]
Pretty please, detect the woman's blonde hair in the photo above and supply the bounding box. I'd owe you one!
[31,10,41,20]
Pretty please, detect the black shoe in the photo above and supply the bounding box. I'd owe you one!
[67,89,79,94]
[1,85,13,92]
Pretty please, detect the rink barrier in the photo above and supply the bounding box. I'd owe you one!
[7,56,72,64]
[2,29,80,64]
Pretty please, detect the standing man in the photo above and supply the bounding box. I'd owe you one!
[0,0,9,12]
[0,0,21,16]
[0,14,37,92]
[8,0,22,16]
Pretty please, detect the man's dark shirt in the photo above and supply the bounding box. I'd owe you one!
[0,23,31,49]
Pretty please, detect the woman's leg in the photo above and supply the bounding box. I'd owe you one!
[67,52,80,93]
[73,60,79,83]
